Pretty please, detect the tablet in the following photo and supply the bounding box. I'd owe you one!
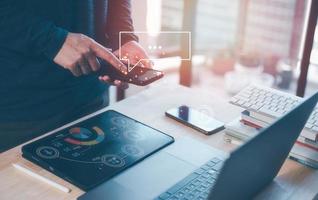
[22,110,174,191]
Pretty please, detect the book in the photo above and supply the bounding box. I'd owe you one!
[242,110,318,151]
[247,110,317,141]
[289,154,318,169]
[227,113,318,169]
[241,110,269,128]
[290,142,318,169]
[225,117,260,141]
[296,136,318,151]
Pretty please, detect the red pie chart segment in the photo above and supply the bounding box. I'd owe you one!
[64,127,105,146]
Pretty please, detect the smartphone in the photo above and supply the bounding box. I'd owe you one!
[98,60,164,86]
[165,105,225,135]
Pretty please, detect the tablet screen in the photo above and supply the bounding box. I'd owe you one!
[22,110,174,190]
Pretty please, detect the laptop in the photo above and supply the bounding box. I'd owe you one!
[79,92,318,200]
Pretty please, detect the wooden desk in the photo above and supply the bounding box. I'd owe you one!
[0,83,317,200]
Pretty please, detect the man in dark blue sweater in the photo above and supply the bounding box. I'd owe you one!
[0,0,151,152]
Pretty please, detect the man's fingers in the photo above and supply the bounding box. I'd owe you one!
[120,59,129,65]
[90,41,127,74]
[114,80,122,86]
[98,76,129,89]
[136,50,152,68]
[141,59,153,68]
[78,58,91,75]
[99,75,111,82]
[70,64,82,77]
[113,50,119,57]
[85,52,100,71]
[114,80,129,89]
[122,51,153,69]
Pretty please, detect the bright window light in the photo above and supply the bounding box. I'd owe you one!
[146,0,162,36]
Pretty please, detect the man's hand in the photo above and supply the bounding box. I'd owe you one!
[53,33,127,79]
[113,40,153,69]
[98,40,152,88]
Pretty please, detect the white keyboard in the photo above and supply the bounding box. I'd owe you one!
[230,85,318,141]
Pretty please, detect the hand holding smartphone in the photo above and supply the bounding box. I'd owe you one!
[98,60,164,86]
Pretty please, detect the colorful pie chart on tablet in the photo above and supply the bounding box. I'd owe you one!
[64,126,105,145]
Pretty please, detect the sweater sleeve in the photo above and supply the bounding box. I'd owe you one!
[0,0,68,60]
[105,0,138,50]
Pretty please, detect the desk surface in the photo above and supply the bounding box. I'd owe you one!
[0,83,317,200]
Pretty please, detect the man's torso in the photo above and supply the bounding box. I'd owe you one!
[0,0,108,122]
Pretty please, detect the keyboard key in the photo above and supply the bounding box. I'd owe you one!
[198,185,207,192]
[308,118,315,124]
[168,196,179,200]
[200,165,210,171]
[206,161,216,167]
[276,109,285,115]
[187,183,196,190]
[181,187,191,194]
[250,104,262,110]
[211,172,218,179]
[312,126,318,132]
[212,163,223,171]
[159,192,171,199]
[197,176,206,183]
[207,178,215,184]
[185,193,195,199]
[193,179,202,186]
[237,100,246,106]
[197,196,205,200]
[167,173,198,194]
[243,102,252,108]
[192,189,201,196]
[201,180,211,187]
[194,168,205,175]
[210,157,222,163]
[202,173,212,180]
[203,192,210,197]
[176,191,185,198]
[259,106,281,118]
[305,123,313,129]
[230,97,239,103]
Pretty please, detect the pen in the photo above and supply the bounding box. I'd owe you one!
[12,163,71,193]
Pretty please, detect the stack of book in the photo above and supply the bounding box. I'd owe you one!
[225,110,318,169]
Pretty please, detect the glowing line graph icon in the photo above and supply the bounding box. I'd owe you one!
[119,31,192,72]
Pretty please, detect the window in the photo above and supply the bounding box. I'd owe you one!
[159,0,312,96]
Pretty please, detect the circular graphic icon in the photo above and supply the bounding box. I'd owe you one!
[112,130,121,138]
[70,127,93,139]
[36,146,59,159]
[101,154,125,168]
[110,117,130,127]
[121,144,144,157]
[123,130,145,141]
[110,126,121,138]
[64,126,105,146]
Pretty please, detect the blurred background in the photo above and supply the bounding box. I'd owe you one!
[110,0,318,102]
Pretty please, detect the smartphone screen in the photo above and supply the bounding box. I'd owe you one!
[165,105,224,135]
[126,66,164,86]
[98,60,164,86]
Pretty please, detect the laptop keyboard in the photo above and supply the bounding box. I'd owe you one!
[155,157,224,200]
